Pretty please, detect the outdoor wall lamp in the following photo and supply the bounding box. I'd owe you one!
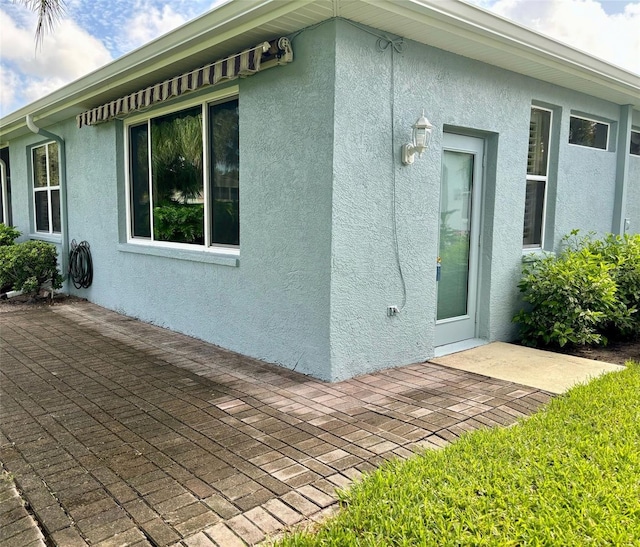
[401,111,433,165]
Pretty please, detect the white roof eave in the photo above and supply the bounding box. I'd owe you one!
[2,0,638,144]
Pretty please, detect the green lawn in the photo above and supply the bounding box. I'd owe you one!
[276,362,640,546]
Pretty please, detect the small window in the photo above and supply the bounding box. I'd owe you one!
[127,97,239,249]
[32,142,61,234]
[569,116,609,150]
[523,107,552,248]
[630,131,640,156]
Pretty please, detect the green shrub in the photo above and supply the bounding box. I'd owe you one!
[585,233,640,334]
[514,231,638,347]
[0,240,63,295]
[0,223,21,246]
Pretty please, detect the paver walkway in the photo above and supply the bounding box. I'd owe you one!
[0,301,552,546]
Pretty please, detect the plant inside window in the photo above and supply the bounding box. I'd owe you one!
[128,98,239,248]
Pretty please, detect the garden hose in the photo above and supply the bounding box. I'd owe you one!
[68,240,93,289]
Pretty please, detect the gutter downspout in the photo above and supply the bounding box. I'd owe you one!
[26,114,70,289]
[612,105,632,235]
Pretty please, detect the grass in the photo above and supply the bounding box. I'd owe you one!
[276,362,640,546]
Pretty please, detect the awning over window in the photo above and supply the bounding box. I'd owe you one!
[77,37,293,128]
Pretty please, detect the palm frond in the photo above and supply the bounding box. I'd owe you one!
[21,0,66,48]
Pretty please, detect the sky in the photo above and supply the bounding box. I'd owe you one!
[1,0,639,118]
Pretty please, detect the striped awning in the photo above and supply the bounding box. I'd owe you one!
[77,37,293,128]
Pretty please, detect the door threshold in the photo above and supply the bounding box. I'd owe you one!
[434,338,486,358]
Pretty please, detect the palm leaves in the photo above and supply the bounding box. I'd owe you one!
[18,0,65,47]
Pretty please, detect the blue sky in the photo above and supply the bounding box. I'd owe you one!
[1,0,639,118]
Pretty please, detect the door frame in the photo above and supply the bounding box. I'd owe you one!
[434,132,485,348]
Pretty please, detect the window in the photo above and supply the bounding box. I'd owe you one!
[631,130,640,156]
[127,97,239,249]
[0,147,10,225]
[32,142,61,234]
[569,115,609,150]
[523,107,552,248]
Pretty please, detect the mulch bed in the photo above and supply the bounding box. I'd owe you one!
[552,336,640,366]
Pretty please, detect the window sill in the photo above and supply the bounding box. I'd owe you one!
[29,233,62,244]
[117,243,239,267]
[522,248,555,263]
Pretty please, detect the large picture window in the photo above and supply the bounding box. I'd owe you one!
[569,115,609,150]
[523,107,552,249]
[127,97,239,249]
[32,142,61,234]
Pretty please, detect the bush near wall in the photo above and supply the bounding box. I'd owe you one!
[514,231,640,347]
[0,223,21,247]
[0,224,63,296]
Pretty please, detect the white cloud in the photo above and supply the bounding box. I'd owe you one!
[0,7,112,116]
[123,3,189,51]
[0,66,20,112]
[1,10,112,81]
[469,0,640,74]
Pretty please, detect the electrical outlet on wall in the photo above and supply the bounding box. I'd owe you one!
[387,305,399,316]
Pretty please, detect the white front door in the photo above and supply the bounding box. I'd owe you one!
[434,133,484,347]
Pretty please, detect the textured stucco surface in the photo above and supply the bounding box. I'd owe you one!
[4,17,635,381]
[627,156,640,234]
[326,20,632,380]
[7,23,336,380]
[627,111,640,235]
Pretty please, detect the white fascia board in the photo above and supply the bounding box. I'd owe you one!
[364,0,639,98]
[0,0,315,141]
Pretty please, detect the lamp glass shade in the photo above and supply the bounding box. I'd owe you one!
[412,114,433,155]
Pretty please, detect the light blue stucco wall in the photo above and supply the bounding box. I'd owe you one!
[628,155,640,235]
[6,22,336,380]
[626,111,640,235]
[326,19,633,380]
[4,18,636,382]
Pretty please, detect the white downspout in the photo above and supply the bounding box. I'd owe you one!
[26,114,70,288]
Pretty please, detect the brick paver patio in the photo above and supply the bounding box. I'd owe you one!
[0,301,552,546]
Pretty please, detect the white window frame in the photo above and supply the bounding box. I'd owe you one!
[524,106,553,250]
[32,141,61,234]
[568,114,610,151]
[124,86,239,256]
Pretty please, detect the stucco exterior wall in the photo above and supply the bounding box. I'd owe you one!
[627,112,640,235]
[628,155,640,235]
[6,23,336,380]
[327,20,630,380]
[4,18,635,382]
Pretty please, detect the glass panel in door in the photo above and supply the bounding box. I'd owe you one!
[435,133,483,348]
[437,150,473,321]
